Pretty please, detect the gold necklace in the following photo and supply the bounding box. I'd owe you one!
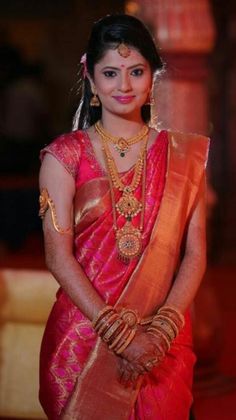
[100,132,148,263]
[95,121,149,157]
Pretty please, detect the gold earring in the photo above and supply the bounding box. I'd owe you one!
[150,94,158,128]
[90,92,100,107]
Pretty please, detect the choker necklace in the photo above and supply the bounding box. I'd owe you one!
[95,121,149,158]
[98,128,148,263]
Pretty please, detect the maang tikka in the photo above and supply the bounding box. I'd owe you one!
[117,42,131,58]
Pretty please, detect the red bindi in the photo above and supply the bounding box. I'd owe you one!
[120,64,126,68]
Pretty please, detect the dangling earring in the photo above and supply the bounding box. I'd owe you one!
[149,84,158,128]
[90,90,100,107]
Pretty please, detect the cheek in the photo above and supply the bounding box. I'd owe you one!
[135,74,152,94]
[94,76,116,95]
[137,79,152,96]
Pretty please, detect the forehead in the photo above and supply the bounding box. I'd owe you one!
[96,47,148,68]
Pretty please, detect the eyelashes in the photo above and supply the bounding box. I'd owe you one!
[102,68,144,78]
[103,70,116,77]
[131,68,144,76]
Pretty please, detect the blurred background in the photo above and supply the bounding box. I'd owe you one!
[0,0,235,419]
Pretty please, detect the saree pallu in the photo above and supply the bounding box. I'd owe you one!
[39,130,209,420]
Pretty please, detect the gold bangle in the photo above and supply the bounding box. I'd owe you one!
[109,324,129,350]
[98,313,120,337]
[154,314,179,337]
[92,305,114,328]
[151,319,176,341]
[147,330,170,353]
[115,329,136,355]
[147,327,171,351]
[157,311,183,331]
[113,327,131,352]
[119,308,140,329]
[102,318,124,343]
[158,306,185,328]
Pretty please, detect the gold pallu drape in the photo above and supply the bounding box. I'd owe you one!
[61,130,209,420]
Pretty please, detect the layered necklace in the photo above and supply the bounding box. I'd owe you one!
[95,120,149,158]
[95,121,148,263]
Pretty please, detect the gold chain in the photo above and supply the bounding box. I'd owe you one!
[95,121,148,157]
[101,137,147,192]
[98,129,148,262]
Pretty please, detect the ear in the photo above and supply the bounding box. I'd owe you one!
[87,74,96,94]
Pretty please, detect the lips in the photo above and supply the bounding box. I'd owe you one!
[112,96,135,104]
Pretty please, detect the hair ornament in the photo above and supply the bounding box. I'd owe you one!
[117,43,131,58]
[80,53,87,78]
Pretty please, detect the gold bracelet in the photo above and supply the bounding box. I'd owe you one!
[102,318,124,343]
[147,330,170,353]
[119,308,140,329]
[115,329,136,355]
[151,318,176,341]
[97,313,120,337]
[147,327,171,351]
[157,311,183,331]
[113,327,131,353]
[109,324,129,350]
[94,310,116,332]
[158,306,185,328]
[92,305,114,329]
[154,314,179,337]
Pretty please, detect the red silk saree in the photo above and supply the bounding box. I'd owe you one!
[39,129,209,420]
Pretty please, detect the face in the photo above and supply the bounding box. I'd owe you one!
[91,47,152,119]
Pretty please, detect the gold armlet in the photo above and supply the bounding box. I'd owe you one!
[39,188,73,235]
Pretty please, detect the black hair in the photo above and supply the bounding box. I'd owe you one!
[73,14,163,130]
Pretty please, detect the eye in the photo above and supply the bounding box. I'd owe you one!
[103,70,117,78]
[131,68,144,76]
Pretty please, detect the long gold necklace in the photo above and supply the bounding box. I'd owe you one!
[95,121,148,157]
[98,127,148,263]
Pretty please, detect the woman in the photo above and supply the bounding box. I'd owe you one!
[39,14,209,420]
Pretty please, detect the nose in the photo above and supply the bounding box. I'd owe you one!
[118,71,132,92]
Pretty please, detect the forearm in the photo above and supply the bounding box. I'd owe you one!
[44,232,105,321]
[164,249,206,313]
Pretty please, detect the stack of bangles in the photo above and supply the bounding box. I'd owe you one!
[146,305,185,355]
[92,306,139,355]
[92,305,185,359]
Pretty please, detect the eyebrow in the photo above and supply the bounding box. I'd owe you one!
[101,63,146,70]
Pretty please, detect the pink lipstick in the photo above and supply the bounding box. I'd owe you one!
[112,95,135,104]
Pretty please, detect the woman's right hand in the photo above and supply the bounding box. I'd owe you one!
[120,329,164,375]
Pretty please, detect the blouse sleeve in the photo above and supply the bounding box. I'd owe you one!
[40,132,81,179]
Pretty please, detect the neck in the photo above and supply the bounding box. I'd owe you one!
[100,111,145,138]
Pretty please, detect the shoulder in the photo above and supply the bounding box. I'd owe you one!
[167,129,210,164]
[40,130,86,178]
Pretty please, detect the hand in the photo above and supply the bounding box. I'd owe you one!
[121,330,163,380]
[118,358,140,387]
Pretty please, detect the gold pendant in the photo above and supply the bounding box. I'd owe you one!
[116,193,142,218]
[116,222,142,262]
[115,138,130,157]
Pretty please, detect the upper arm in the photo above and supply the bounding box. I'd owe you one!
[39,153,76,258]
